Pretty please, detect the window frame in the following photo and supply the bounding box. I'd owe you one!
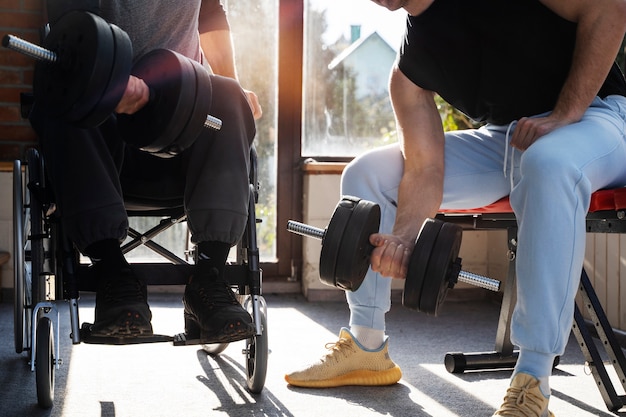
[265,0,304,281]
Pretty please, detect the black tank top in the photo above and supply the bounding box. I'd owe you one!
[397,0,626,125]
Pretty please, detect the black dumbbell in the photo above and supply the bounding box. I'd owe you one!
[288,197,501,315]
[3,11,221,156]
[288,196,380,291]
[116,48,221,157]
[4,11,135,127]
[402,217,500,315]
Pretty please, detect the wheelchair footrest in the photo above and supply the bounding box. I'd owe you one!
[173,332,206,346]
[80,323,174,345]
[172,330,252,346]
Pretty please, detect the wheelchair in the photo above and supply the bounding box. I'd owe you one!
[13,144,268,409]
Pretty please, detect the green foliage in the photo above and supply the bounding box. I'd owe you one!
[303,8,336,144]
[327,66,396,140]
[435,95,482,132]
[255,196,276,257]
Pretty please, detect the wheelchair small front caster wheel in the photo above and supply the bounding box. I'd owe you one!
[35,316,55,409]
[244,300,268,393]
[202,342,229,355]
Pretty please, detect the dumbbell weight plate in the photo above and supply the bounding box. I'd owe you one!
[334,199,380,291]
[169,59,213,154]
[77,23,132,127]
[319,197,358,288]
[34,11,116,125]
[419,220,462,316]
[403,218,440,310]
[117,49,197,156]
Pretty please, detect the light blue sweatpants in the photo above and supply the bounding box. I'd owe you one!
[341,95,626,377]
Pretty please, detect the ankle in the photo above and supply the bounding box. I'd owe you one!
[86,239,128,267]
[514,350,554,397]
[195,241,230,276]
[350,325,385,350]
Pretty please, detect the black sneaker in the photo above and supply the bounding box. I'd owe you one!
[90,265,153,338]
[180,268,255,344]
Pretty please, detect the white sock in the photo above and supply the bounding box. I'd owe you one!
[538,377,550,398]
[350,325,385,350]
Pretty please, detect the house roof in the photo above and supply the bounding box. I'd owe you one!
[328,31,395,70]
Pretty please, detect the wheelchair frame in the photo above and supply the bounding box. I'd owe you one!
[13,146,268,409]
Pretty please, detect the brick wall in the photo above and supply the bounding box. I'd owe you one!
[0,0,45,162]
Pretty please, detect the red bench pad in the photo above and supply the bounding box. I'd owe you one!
[438,188,626,214]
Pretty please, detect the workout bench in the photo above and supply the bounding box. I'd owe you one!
[436,188,626,413]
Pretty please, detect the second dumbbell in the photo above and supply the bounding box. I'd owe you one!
[288,196,380,291]
[288,197,501,315]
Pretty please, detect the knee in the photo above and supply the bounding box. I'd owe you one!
[209,75,250,116]
[208,75,256,143]
[342,157,368,187]
[513,143,593,214]
[341,154,379,196]
[519,144,580,187]
[341,145,403,197]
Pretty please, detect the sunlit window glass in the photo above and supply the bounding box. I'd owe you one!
[303,0,406,157]
[124,1,279,262]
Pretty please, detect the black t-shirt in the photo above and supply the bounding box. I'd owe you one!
[397,0,626,125]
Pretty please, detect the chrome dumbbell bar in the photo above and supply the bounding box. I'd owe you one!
[287,220,501,292]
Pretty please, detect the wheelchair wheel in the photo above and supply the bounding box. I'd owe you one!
[13,159,32,354]
[14,149,50,355]
[35,316,55,409]
[26,148,48,305]
[244,296,268,394]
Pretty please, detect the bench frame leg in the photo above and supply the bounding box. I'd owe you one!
[444,227,519,373]
[444,227,626,413]
[572,269,626,412]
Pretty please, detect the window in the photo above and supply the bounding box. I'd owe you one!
[225,0,279,261]
[302,1,407,157]
[126,1,414,278]
[124,1,280,266]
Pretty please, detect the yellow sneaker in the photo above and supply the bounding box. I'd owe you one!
[493,373,555,417]
[285,327,402,388]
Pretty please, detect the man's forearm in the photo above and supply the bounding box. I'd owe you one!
[199,29,238,79]
[389,69,445,243]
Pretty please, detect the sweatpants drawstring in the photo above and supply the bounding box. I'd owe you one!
[503,121,517,192]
